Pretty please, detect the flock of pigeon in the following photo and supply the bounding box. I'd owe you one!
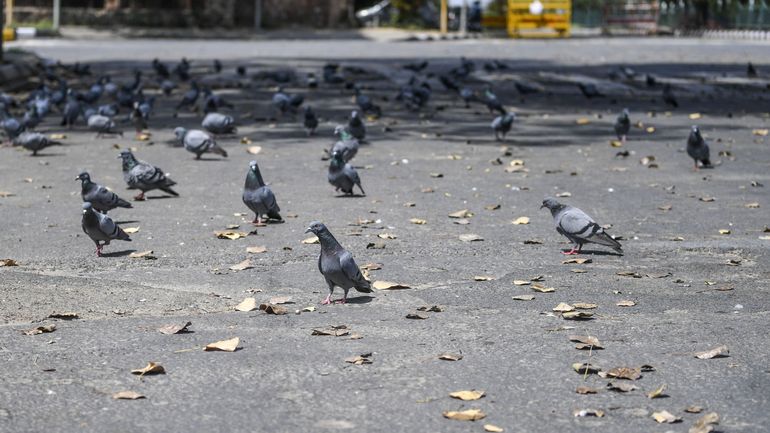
[0,55,734,304]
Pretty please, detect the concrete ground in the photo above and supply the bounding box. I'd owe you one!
[1,36,769,433]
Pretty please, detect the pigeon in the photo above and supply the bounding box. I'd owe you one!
[662,84,678,108]
[213,59,223,73]
[331,125,359,162]
[328,150,364,196]
[60,91,82,129]
[645,74,657,87]
[354,86,381,117]
[439,75,460,92]
[97,103,119,117]
[747,62,758,78]
[492,112,515,141]
[459,87,476,107]
[87,114,123,137]
[76,171,132,213]
[1,115,25,141]
[174,57,191,81]
[176,81,200,112]
[484,87,505,114]
[322,63,346,84]
[242,160,282,225]
[21,106,42,131]
[303,106,318,136]
[174,127,227,159]
[272,87,304,116]
[159,78,177,97]
[202,112,237,135]
[202,88,234,114]
[614,108,630,142]
[118,149,179,200]
[304,221,372,304]
[130,101,148,134]
[577,82,603,99]
[13,132,62,156]
[686,125,711,171]
[347,110,366,141]
[306,72,318,89]
[403,60,428,73]
[236,65,247,77]
[152,58,170,79]
[81,202,131,257]
[540,197,623,255]
[514,81,541,95]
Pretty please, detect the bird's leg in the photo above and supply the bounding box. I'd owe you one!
[693,161,699,172]
[336,290,349,304]
[621,134,626,144]
[133,191,145,201]
[95,242,102,257]
[321,294,332,305]
[561,247,579,255]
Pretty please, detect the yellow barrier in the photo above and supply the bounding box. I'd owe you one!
[507,0,571,38]
[3,28,16,42]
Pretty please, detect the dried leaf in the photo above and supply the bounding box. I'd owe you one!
[658,204,673,211]
[377,233,397,240]
[685,406,704,414]
[448,209,473,218]
[443,409,486,421]
[22,324,56,335]
[616,271,642,278]
[50,133,67,140]
[235,298,258,312]
[454,218,471,225]
[0,191,15,198]
[610,140,623,147]
[366,241,386,249]
[129,250,156,259]
[646,126,655,133]
[430,172,444,178]
[361,262,382,271]
[417,305,443,312]
[0,258,18,267]
[531,285,555,293]
[745,202,760,208]
[689,113,702,120]
[474,275,495,281]
[652,410,681,424]
[573,409,604,417]
[523,239,543,245]
[513,280,530,286]
[572,303,597,309]
[511,217,530,225]
[246,246,267,254]
[512,295,535,301]
[600,367,641,380]
[553,302,574,312]
[312,327,350,337]
[301,235,320,245]
[459,234,484,242]
[690,412,719,433]
[575,386,598,395]
[647,384,668,399]
[562,257,591,264]
[449,390,485,401]
[345,353,373,365]
[406,313,429,320]
[562,311,593,320]
[268,296,292,305]
[215,230,248,240]
[569,335,603,349]
[122,226,140,234]
[752,129,768,136]
[694,345,729,359]
[483,424,504,432]
[48,312,79,320]
[718,229,731,235]
[575,118,591,125]
[699,196,715,202]
[509,159,525,166]
[157,322,191,335]
[485,204,501,211]
[112,391,145,400]
[259,304,288,315]
[246,145,262,154]
[373,281,411,290]
[131,362,165,376]
[616,300,636,307]
[410,218,427,225]
[229,259,253,271]
[204,337,240,352]
[438,353,463,361]
[556,191,572,197]
[606,382,638,392]
[572,363,601,375]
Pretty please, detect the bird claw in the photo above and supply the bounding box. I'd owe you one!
[335,299,347,304]
[321,295,332,305]
[561,249,579,255]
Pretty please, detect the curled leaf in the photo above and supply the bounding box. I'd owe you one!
[443,409,486,421]
[448,209,473,219]
[302,236,319,244]
[157,321,191,335]
[22,324,56,335]
[112,390,145,400]
[694,345,729,359]
[647,383,667,399]
[204,337,240,352]
[438,353,463,361]
[652,410,681,424]
[511,217,530,225]
[215,231,248,240]
[131,362,165,376]
[449,390,485,401]
[229,259,253,271]
[259,304,288,315]
[235,298,258,312]
[575,386,598,395]
[573,409,604,417]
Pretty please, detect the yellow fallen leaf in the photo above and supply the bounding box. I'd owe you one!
[610,140,622,147]
[229,259,253,271]
[474,275,495,281]
[373,281,411,290]
[302,236,319,244]
[136,133,151,141]
[718,229,731,235]
[513,280,530,286]
[50,133,67,140]
[647,383,667,399]
[484,424,504,432]
[652,410,680,424]
[689,113,702,120]
[575,118,590,125]
[694,345,729,359]
[241,137,253,144]
[410,218,427,225]
[112,390,145,400]
[511,217,530,225]
[553,302,574,312]
[509,159,525,166]
[131,362,165,376]
[449,390,485,401]
[443,409,486,421]
[235,297,258,312]
[752,129,768,136]
[616,300,636,307]
[215,231,248,240]
[646,126,655,133]
[448,209,473,218]
[204,337,240,352]
[122,227,140,234]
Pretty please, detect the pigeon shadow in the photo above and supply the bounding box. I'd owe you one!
[345,295,375,304]
[194,157,228,161]
[334,194,366,198]
[572,249,624,257]
[114,220,141,225]
[145,195,178,200]
[101,249,136,257]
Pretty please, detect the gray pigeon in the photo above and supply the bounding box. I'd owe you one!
[242,160,282,224]
[614,108,630,142]
[174,127,227,159]
[492,112,514,141]
[13,132,62,156]
[303,106,318,136]
[76,171,132,213]
[347,110,366,141]
[201,112,237,135]
[662,84,678,108]
[118,149,179,200]
[81,202,131,256]
[686,125,711,171]
[304,221,372,304]
[577,82,603,99]
[87,114,123,137]
[540,197,623,255]
[328,150,364,196]
[331,125,359,162]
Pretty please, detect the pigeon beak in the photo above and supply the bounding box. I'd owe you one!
[539,204,546,210]
[304,227,313,234]
[75,177,80,181]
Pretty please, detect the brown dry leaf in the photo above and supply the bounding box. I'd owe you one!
[752,129,769,136]
[485,204,501,211]
[129,250,156,259]
[610,140,623,147]
[573,409,604,417]
[512,295,535,301]
[556,191,572,198]
[459,234,484,242]
[562,257,591,264]
[553,302,574,312]
[345,353,373,365]
[606,382,638,393]
[511,216,530,225]
[685,406,704,414]
[410,218,427,225]
[483,424,504,432]
[647,384,668,399]
[449,390,485,401]
[744,202,760,209]
[0,191,15,198]
[652,410,681,424]
[302,235,320,244]
[131,362,165,376]
[689,113,702,120]
[268,296,292,305]
[443,409,486,421]
[259,304,288,315]
[112,391,145,400]
[0,258,19,267]
[616,271,642,278]
[429,172,444,178]
[235,298,258,312]
[361,263,382,271]
[448,209,473,218]
[616,300,636,307]
[569,335,603,350]
[312,326,350,337]
[601,367,641,380]
[562,311,594,320]
[531,285,555,293]
[658,204,673,211]
[572,303,597,309]
[694,345,729,359]
[22,324,56,335]
[572,363,601,375]
[122,226,140,234]
[247,146,262,155]
[513,280,530,286]
[575,118,591,125]
[690,412,719,433]
[373,281,411,290]
[215,231,248,240]
[157,322,191,335]
[438,353,463,361]
[50,133,67,140]
[246,246,267,254]
[229,259,253,271]
[700,196,715,202]
[576,386,598,395]
[48,312,79,320]
[718,229,731,235]
[204,337,240,352]
[406,313,429,320]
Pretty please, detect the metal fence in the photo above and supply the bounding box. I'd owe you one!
[573,3,770,30]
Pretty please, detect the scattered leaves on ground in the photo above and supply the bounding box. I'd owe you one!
[562,311,594,320]
[572,363,601,375]
[215,231,248,240]
[158,321,191,335]
[131,362,165,376]
[406,313,429,320]
[569,335,603,350]
[312,325,350,337]
[600,367,641,380]
[204,337,240,352]
[345,353,373,365]
[572,302,597,309]
[246,145,262,154]
[553,302,575,312]
[531,285,556,293]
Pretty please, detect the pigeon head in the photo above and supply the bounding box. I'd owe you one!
[540,197,563,212]
[173,127,187,140]
[331,150,345,163]
[622,108,629,118]
[82,202,93,213]
[351,110,360,120]
[305,221,327,235]
[334,125,346,136]
[691,125,700,136]
[75,171,91,182]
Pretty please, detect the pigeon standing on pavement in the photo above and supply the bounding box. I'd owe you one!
[118,149,179,200]
[328,150,365,196]
[662,84,678,108]
[541,197,623,255]
[202,112,237,135]
[484,87,506,114]
[242,160,282,225]
[76,172,132,213]
[331,125,359,162]
[747,62,758,78]
[492,111,514,141]
[81,202,131,257]
[577,82,603,99]
[13,132,62,156]
[614,108,630,143]
[87,113,123,137]
[174,127,227,159]
[686,125,711,171]
[347,110,366,141]
[176,80,200,113]
[303,106,318,136]
[304,221,372,305]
